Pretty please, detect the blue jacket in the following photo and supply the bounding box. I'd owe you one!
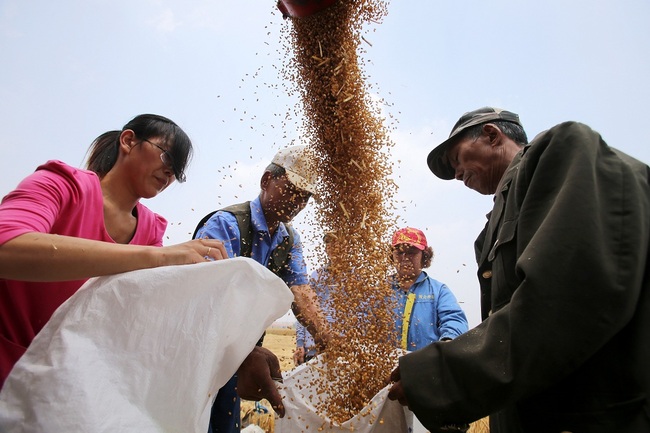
[392,271,468,351]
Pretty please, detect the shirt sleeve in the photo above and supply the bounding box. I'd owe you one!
[435,284,469,340]
[193,211,240,258]
[0,161,89,245]
[295,323,306,347]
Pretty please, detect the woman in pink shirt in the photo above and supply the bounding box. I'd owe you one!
[0,114,227,386]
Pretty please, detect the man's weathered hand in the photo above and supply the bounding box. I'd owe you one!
[387,366,411,409]
[293,346,305,366]
[236,346,285,417]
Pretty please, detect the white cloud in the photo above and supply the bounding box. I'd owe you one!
[148,8,182,33]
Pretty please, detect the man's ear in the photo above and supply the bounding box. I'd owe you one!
[260,171,272,191]
[482,123,502,147]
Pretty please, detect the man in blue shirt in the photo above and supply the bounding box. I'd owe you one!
[195,145,330,433]
[391,227,468,351]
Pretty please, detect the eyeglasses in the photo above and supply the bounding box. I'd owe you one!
[141,138,186,183]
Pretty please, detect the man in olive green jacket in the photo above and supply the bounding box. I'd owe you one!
[388,107,650,433]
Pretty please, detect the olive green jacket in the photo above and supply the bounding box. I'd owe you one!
[400,122,650,433]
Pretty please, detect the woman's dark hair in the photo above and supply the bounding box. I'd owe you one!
[86,114,193,182]
[421,246,434,268]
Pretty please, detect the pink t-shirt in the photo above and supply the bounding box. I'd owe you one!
[0,160,167,386]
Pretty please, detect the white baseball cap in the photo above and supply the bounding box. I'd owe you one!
[271,145,317,195]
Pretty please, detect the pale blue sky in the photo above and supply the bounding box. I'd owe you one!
[1,0,649,327]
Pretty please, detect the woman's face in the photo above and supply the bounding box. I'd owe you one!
[392,244,424,280]
[145,138,177,188]
[127,136,176,198]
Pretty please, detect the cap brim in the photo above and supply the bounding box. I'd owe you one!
[428,108,522,180]
[393,241,426,250]
[286,170,317,196]
[427,137,456,180]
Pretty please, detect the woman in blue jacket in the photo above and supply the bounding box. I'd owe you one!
[391,227,469,351]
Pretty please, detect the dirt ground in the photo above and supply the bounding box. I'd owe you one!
[262,326,297,372]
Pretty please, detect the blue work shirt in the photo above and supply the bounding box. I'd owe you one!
[393,271,469,351]
[195,196,308,287]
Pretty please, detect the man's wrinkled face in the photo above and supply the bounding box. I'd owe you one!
[446,133,506,195]
[265,174,311,222]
